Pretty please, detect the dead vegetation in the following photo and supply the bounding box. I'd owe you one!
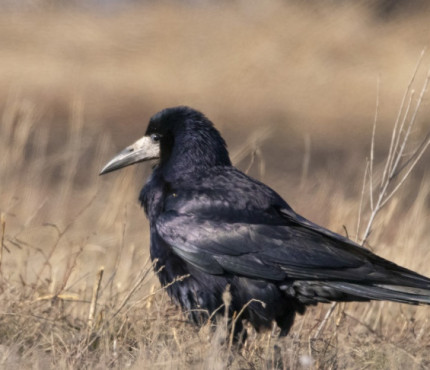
[1,1,430,369]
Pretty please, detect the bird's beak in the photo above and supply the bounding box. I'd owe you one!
[99,136,160,175]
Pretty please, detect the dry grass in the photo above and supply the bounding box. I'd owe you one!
[1,1,430,369]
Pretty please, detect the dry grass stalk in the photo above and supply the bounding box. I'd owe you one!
[110,258,157,319]
[87,266,104,329]
[228,298,266,351]
[361,62,430,245]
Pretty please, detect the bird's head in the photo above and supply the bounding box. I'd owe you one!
[100,106,231,178]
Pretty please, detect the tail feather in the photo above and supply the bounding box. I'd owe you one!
[327,253,430,304]
[327,282,430,305]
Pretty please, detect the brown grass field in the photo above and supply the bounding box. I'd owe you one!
[1,1,430,368]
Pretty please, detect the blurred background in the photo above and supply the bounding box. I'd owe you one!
[0,1,430,367]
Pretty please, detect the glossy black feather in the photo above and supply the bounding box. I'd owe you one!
[122,106,430,336]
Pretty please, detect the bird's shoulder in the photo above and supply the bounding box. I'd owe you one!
[164,166,294,223]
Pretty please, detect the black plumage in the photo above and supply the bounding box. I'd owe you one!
[100,106,430,338]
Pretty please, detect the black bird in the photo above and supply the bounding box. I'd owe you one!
[100,106,430,338]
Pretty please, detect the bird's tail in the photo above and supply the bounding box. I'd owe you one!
[326,281,430,305]
[325,250,430,305]
[287,259,430,306]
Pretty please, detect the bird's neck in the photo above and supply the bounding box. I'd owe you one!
[161,131,231,182]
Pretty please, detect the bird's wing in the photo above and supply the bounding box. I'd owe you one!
[155,207,429,288]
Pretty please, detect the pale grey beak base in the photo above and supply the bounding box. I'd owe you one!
[99,136,160,175]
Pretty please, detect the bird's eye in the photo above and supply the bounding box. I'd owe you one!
[150,134,161,143]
